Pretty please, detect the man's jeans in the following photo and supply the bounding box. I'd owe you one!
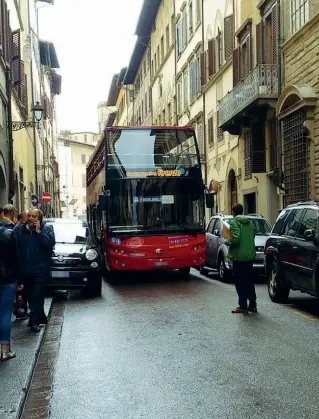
[233,260,256,309]
[23,277,46,326]
[0,283,16,344]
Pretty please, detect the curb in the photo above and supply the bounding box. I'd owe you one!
[15,298,54,419]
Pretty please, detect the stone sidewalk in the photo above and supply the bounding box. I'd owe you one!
[0,299,53,419]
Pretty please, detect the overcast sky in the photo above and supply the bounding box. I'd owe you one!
[39,0,144,133]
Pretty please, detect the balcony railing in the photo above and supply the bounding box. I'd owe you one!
[218,64,279,127]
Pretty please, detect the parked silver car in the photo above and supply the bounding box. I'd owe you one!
[201,213,272,281]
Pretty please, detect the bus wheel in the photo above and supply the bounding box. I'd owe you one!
[179,267,190,277]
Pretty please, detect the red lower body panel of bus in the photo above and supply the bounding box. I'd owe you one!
[104,233,206,271]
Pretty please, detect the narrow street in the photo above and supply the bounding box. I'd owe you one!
[22,271,319,419]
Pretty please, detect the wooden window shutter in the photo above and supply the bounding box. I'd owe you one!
[208,116,214,145]
[251,122,266,173]
[4,7,11,67]
[20,61,27,112]
[232,47,240,87]
[200,51,206,87]
[208,38,215,77]
[224,15,233,60]
[256,22,264,65]
[217,111,223,142]
[269,118,278,171]
[244,131,252,179]
[246,34,252,73]
[12,30,21,86]
[271,5,278,66]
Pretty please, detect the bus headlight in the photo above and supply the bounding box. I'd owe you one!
[86,249,98,261]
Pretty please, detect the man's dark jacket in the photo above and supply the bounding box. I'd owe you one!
[0,226,16,285]
[12,223,55,282]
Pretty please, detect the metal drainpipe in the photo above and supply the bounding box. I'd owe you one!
[27,0,38,196]
[6,66,14,203]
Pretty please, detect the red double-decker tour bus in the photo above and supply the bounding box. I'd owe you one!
[87,126,210,279]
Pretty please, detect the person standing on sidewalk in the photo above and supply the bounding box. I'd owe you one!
[12,209,55,333]
[1,204,16,230]
[0,225,19,361]
[225,203,257,314]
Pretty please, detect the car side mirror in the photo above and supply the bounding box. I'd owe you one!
[304,229,315,241]
[214,229,220,237]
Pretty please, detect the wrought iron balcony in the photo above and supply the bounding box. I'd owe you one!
[218,64,279,130]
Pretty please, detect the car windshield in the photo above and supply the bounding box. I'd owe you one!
[249,218,272,235]
[48,222,92,245]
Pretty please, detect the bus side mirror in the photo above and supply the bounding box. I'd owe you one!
[206,193,215,209]
[98,194,107,210]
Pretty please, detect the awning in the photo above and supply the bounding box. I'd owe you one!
[106,74,121,106]
[39,40,60,69]
[135,0,162,36]
[123,37,149,85]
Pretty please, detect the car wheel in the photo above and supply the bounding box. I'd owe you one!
[83,275,102,298]
[179,267,190,277]
[268,261,290,303]
[218,256,230,282]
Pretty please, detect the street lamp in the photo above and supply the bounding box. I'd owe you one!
[12,101,45,131]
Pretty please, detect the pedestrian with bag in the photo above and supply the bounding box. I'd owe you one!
[12,209,55,333]
[0,225,19,361]
[225,203,257,314]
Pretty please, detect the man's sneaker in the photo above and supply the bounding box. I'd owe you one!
[231,307,248,314]
[248,306,258,313]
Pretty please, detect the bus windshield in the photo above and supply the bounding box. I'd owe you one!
[107,178,205,234]
[106,128,200,174]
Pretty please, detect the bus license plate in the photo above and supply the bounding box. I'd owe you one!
[51,271,70,278]
[154,261,168,267]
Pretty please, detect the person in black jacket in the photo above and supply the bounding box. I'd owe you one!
[12,209,55,333]
[0,226,18,361]
[1,204,16,230]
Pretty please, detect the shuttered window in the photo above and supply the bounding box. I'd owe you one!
[232,47,240,86]
[183,70,189,111]
[256,21,264,65]
[208,116,214,146]
[240,34,252,79]
[251,122,266,173]
[200,51,206,87]
[224,15,233,60]
[216,28,223,69]
[269,118,278,171]
[244,131,252,179]
[176,19,183,56]
[0,1,11,66]
[216,111,223,142]
[244,123,266,179]
[208,39,215,77]
[12,30,21,86]
[176,79,182,115]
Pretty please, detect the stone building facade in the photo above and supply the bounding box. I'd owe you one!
[277,2,319,205]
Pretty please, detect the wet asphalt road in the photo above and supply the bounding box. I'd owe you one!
[47,270,319,419]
